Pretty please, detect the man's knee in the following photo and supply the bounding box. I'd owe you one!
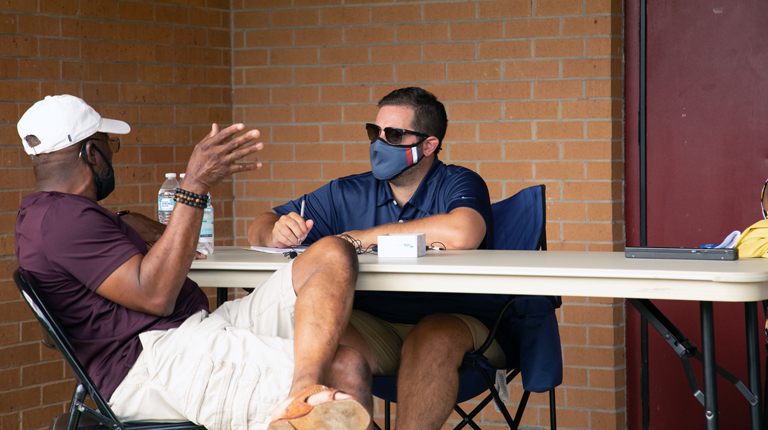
[316,236,358,265]
[302,236,358,273]
[401,314,474,362]
[293,236,358,294]
[331,345,372,383]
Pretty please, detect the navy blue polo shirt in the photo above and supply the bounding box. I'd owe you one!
[273,159,505,326]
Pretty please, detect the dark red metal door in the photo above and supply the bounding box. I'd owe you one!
[625,0,768,428]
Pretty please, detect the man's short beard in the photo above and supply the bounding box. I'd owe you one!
[387,158,422,187]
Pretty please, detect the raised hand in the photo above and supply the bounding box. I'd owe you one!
[182,124,263,194]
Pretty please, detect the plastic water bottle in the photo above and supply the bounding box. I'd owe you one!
[199,196,214,255]
[157,173,179,224]
[180,174,214,255]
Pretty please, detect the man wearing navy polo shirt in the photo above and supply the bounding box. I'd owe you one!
[248,87,504,430]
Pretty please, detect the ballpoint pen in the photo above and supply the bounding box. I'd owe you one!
[296,200,306,247]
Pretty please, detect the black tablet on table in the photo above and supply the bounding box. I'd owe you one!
[624,247,738,260]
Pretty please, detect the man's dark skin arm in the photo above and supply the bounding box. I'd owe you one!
[97,124,262,316]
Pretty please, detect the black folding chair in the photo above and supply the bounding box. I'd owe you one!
[373,185,563,430]
[13,268,206,430]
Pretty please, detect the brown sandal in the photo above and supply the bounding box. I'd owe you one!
[267,385,370,430]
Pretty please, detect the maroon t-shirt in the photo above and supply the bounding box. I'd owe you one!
[15,192,209,400]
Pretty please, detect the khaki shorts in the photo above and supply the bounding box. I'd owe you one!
[349,310,506,376]
[110,261,296,430]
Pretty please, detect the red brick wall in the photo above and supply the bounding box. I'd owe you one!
[0,1,232,429]
[230,1,625,429]
[1,1,626,429]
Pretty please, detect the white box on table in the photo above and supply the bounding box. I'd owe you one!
[377,233,426,258]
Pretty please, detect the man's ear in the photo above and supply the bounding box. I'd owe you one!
[80,141,98,165]
[422,136,440,157]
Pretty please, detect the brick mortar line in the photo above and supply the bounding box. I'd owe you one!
[2,10,231,27]
[3,34,232,46]
[3,30,232,40]
[238,53,620,62]
[0,76,229,82]
[233,35,620,43]
[543,385,627,392]
[0,29,231,40]
[231,80,623,85]
[561,338,626,344]
[232,98,623,103]
[234,83,622,89]
[235,12,622,21]
[216,162,620,165]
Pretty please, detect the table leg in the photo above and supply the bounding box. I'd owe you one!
[745,302,762,430]
[641,315,650,430]
[217,287,228,307]
[701,301,719,430]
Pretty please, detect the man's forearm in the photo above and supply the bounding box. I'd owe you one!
[137,188,207,314]
[345,208,486,250]
[100,192,207,317]
[96,123,264,316]
[248,211,280,246]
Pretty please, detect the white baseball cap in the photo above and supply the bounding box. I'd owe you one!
[17,94,131,155]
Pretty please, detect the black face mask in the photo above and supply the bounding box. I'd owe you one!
[81,143,115,201]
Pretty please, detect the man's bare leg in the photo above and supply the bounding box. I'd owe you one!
[270,236,371,422]
[325,345,374,430]
[340,321,382,375]
[395,314,475,430]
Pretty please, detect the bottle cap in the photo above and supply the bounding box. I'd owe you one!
[165,173,177,179]
[180,173,185,179]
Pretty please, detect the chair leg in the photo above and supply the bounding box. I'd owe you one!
[384,400,391,430]
[453,404,484,430]
[513,390,530,426]
[66,385,87,430]
[549,388,557,430]
[479,367,518,427]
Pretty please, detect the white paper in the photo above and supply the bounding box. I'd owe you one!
[715,230,741,248]
[248,246,308,254]
[495,369,510,412]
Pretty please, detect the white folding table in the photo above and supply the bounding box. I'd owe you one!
[189,247,768,430]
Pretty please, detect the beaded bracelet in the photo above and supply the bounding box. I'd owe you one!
[174,188,209,209]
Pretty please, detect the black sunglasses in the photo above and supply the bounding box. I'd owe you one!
[762,178,768,219]
[366,123,429,146]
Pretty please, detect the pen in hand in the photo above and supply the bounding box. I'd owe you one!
[298,199,305,245]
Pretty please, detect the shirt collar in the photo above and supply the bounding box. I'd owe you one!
[409,158,443,213]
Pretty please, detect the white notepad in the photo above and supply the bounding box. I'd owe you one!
[248,246,308,254]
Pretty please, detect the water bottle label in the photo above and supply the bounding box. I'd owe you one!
[200,212,214,241]
[159,197,175,211]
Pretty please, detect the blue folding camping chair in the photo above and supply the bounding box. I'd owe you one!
[372,184,563,430]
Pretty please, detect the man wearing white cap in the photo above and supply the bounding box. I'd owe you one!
[14,95,372,430]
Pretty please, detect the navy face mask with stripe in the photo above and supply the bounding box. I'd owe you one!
[369,138,423,181]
